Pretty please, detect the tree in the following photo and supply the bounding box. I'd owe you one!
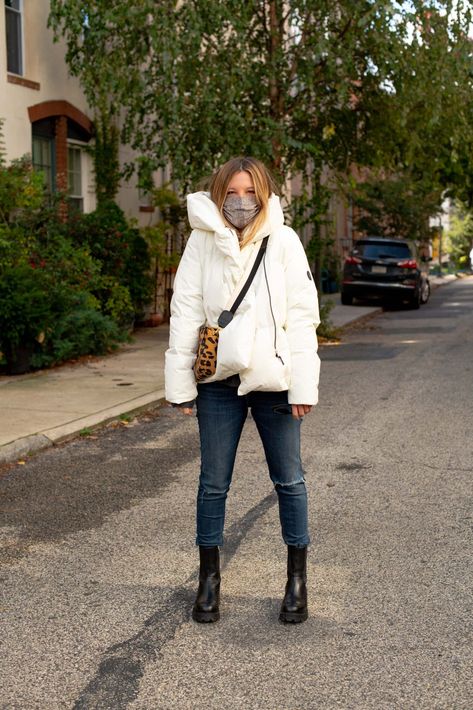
[352,173,440,241]
[49,3,403,179]
[49,1,473,278]
[447,203,473,269]
[338,3,473,246]
[93,106,121,205]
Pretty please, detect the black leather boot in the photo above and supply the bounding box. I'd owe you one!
[192,546,221,623]
[279,545,308,623]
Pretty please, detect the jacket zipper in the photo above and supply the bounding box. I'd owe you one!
[263,253,284,365]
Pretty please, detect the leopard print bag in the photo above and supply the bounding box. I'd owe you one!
[193,325,220,381]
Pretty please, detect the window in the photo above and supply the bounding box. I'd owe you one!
[137,161,155,210]
[5,0,22,75]
[32,135,55,194]
[138,185,153,208]
[353,241,411,260]
[67,145,83,212]
[30,108,93,211]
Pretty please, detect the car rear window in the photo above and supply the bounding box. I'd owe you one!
[353,241,412,259]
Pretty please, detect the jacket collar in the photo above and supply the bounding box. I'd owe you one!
[187,191,284,260]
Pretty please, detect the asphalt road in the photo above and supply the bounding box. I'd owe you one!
[1,278,472,710]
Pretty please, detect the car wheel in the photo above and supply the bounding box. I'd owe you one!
[420,280,430,304]
[341,292,353,306]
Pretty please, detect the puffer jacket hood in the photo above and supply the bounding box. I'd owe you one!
[187,191,284,246]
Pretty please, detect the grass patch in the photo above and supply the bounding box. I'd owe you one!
[317,299,341,342]
[119,413,133,423]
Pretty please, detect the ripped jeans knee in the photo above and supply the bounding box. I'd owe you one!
[273,476,310,547]
[273,474,306,491]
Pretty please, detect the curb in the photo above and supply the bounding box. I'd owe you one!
[0,434,53,465]
[429,275,458,291]
[0,389,166,467]
[332,274,459,333]
[336,307,383,332]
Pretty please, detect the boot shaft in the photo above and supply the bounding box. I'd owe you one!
[199,545,220,580]
[287,545,307,579]
[193,546,221,623]
[280,545,308,623]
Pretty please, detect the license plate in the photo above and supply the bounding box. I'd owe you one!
[371,265,387,274]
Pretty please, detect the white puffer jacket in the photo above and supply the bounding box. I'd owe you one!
[164,191,321,405]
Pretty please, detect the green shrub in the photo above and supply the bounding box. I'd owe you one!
[0,139,148,373]
[0,203,131,373]
[66,200,153,316]
[102,278,135,327]
[317,299,339,340]
[0,156,45,269]
[0,264,53,355]
[32,292,125,368]
[0,263,124,371]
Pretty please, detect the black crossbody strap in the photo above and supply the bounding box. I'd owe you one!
[229,236,269,314]
[217,236,269,329]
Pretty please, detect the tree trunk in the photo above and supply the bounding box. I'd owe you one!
[268,0,284,178]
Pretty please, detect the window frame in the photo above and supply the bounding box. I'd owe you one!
[67,140,86,212]
[138,185,153,208]
[5,0,24,77]
[32,133,56,194]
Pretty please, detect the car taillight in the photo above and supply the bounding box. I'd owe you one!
[397,259,417,269]
[345,255,362,265]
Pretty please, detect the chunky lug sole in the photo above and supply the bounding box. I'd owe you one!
[279,608,308,623]
[192,607,220,623]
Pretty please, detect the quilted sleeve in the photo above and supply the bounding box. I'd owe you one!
[164,230,204,403]
[283,229,321,405]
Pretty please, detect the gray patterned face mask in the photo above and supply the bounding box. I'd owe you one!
[223,195,261,230]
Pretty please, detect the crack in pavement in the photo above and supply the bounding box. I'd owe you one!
[73,492,277,710]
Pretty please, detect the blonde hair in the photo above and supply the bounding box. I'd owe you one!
[208,157,279,248]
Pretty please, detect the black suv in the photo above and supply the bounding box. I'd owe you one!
[341,237,431,309]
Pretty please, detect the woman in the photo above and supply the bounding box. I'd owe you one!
[165,156,320,624]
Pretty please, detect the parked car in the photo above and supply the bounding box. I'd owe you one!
[341,237,431,309]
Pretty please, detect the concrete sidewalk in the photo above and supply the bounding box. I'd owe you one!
[0,328,168,464]
[0,275,456,465]
[320,293,381,329]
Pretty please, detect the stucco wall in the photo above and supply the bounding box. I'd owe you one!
[0,1,90,160]
[0,0,148,218]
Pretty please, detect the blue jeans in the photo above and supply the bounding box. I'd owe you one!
[196,381,310,548]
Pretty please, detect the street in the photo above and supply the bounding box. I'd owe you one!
[1,277,472,709]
